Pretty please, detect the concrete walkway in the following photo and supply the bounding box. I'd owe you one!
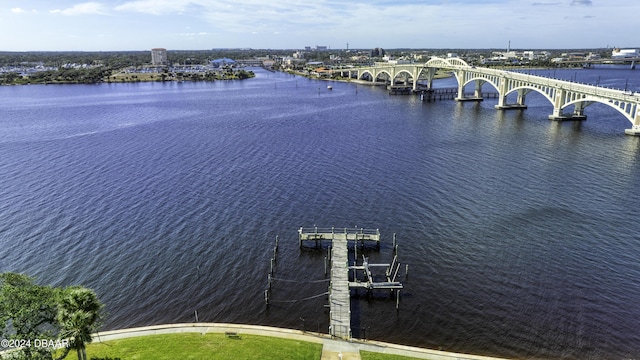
[91,323,510,360]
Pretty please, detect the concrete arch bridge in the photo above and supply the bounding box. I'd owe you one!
[333,57,640,135]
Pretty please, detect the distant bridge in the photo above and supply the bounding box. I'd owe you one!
[333,58,640,135]
[557,57,640,69]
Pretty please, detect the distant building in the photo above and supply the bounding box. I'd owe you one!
[612,48,640,59]
[151,48,168,65]
[586,52,602,60]
[370,47,385,57]
[315,46,328,51]
[210,58,235,68]
[282,56,306,69]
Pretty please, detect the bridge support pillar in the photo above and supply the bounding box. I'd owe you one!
[456,78,483,102]
[495,89,528,110]
[426,68,435,91]
[625,109,640,135]
[473,80,484,98]
[625,125,640,135]
[548,112,587,121]
[549,99,588,121]
[548,88,587,121]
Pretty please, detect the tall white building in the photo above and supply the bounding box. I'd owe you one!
[612,48,640,59]
[151,48,168,65]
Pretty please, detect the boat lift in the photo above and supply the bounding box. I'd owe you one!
[349,254,404,291]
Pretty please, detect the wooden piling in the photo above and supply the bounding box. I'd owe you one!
[324,256,328,276]
[354,240,357,261]
[352,260,356,282]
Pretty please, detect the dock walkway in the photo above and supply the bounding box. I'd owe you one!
[298,227,383,340]
[329,234,350,339]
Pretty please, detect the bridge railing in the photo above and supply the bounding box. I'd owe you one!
[346,60,640,103]
[298,227,380,236]
[468,67,640,101]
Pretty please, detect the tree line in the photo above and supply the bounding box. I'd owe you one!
[0,50,288,68]
[0,272,103,360]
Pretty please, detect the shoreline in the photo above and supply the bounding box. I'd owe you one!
[0,68,255,86]
[92,323,511,360]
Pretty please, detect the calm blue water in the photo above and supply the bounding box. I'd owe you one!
[1,66,640,359]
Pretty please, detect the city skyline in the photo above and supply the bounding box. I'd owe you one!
[1,0,638,52]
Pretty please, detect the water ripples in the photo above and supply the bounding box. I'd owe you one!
[1,69,640,359]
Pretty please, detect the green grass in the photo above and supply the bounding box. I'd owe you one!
[63,333,323,360]
[360,351,421,360]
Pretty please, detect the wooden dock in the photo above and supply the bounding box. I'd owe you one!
[298,227,403,340]
[329,234,350,339]
[298,227,381,248]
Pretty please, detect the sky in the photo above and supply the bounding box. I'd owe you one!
[0,0,638,51]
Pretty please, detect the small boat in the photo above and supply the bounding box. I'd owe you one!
[327,85,332,90]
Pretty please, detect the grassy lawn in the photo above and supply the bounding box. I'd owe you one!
[360,351,421,360]
[63,333,323,360]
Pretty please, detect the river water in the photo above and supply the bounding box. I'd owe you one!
[1,66,639,359]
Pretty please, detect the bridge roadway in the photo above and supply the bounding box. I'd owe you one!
[332,57,640,135]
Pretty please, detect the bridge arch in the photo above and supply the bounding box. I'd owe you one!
[425,57,469,69]
[562,98,636,125]
[393,69,415,84]
[460,76,500,95]
[358,70,374,81]
[348,58,640,133]
[374,70,392,82]
[416,67,432,79]
[503,85,555,105]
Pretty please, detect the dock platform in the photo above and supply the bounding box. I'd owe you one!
[298,227,380,248]
[298,227,402,340]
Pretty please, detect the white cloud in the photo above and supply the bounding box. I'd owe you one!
[58,2,108,16]
[3,0,639,50]
[178,32,210,36]
[115,0,193,15]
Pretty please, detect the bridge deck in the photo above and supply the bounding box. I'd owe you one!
[331,58,640,135]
